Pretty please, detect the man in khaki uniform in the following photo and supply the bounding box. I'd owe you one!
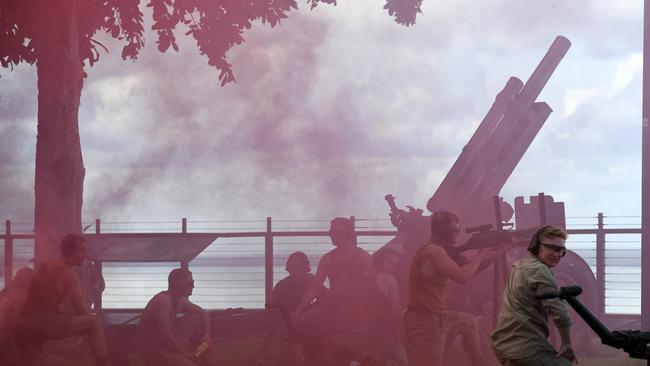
[491,225,577,366]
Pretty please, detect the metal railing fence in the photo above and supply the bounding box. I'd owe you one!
[0,214,643,314]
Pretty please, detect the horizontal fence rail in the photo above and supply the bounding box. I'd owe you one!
[0,214,644,315]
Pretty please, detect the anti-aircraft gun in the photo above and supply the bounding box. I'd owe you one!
[382,35,600,350]
[427,35,570,228]
[384,34,572,270]
[384,35,573,255]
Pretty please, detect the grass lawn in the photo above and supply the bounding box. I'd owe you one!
[5,333,648,366]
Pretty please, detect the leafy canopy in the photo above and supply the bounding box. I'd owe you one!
[0,0,422,86]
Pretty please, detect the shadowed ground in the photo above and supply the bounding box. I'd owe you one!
[4,333,647,366]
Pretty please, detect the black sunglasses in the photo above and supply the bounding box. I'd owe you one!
[539,243,566,257]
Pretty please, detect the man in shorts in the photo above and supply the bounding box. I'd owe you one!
[137,268,211,366]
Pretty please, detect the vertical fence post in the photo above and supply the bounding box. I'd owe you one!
[94,219,103,314]
[5,220,13,288]
[596,212,605,314]
[641,0,650,330]
[265,217,273,304]
[181,218,188,270]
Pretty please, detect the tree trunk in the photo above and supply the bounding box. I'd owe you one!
[34,0,85,264]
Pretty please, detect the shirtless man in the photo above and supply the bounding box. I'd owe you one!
[292,217,375,365]
[137,268,211,366]
[293,217,373,329]
[13,234,109,366]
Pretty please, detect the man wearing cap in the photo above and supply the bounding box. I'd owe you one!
[490,225,577,366]
[271,251,318,314]
[259,251,319,365]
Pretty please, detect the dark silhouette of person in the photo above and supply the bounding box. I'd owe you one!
[293,217,373,331]
[259,251,319,365]
[13,234,110,366]
[372,248,402,319]
[327,248,407,365]
[0,267,35,330]
[271,251,317,314]
[292,217,386,366]
[0,267,34,365]
[136,268,211,366]
[404,212,509,366]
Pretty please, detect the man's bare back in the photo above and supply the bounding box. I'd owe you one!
[13,234,109,366]
[24,260,80,313]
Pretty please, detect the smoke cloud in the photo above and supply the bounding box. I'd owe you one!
[0,1,644,224]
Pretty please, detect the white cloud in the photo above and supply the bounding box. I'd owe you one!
[562,53,642,118]
[562,87,600,118]
[89,74,142,105]
[1,1,645,224]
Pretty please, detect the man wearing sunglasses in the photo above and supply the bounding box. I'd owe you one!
[491,225,577,366]
[137,268,211,366]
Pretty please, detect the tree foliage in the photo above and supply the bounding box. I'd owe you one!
[384,0,422,26]
[1,0,420,86]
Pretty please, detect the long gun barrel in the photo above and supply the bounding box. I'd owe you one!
[427,36,571,229]
[464,36,570,206]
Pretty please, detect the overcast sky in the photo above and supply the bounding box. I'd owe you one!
[0,1,644,229]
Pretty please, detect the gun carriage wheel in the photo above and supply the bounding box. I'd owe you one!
[551,250,600,354]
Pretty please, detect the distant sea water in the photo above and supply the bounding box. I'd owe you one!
[100,236,645,315]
